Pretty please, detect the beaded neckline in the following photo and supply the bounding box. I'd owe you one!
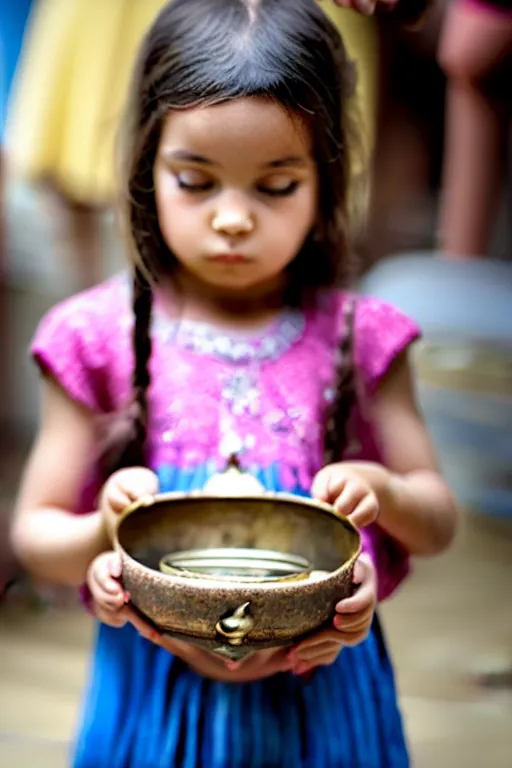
[151,309,306,364]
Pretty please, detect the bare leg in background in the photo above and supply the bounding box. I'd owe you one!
[437,2,512,259]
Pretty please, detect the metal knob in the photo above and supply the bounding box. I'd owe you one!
[215,602,254,646]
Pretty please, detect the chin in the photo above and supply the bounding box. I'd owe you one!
[203,274,271,294]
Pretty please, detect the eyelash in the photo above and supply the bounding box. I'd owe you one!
[176,178,299,198]
[259,181,299,197]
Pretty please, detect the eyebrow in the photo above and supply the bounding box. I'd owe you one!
[162,149,308,169]
[163,150,216,165]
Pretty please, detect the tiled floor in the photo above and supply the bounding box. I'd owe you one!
[1,510,511,767]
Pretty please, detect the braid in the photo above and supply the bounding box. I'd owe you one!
[130,266,153,458]
[108,266,153,472]
[323,296,357,466]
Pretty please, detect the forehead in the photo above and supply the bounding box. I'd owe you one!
[159,96,312,164]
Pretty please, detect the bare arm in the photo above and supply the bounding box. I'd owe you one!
[10,378,109,587]
[314,352,459,556]
[357,352,459,555]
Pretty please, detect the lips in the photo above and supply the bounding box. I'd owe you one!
[208,253,250,264]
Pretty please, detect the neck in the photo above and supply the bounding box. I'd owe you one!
[157,270,288,328]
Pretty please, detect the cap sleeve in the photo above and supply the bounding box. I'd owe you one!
[30,285,121,413]
[354,296,421,396]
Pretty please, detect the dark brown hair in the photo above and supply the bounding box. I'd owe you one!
[111,0,362,474]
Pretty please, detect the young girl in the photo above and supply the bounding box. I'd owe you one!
[11,1,458,765]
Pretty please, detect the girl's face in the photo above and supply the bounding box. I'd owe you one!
[154,96,318,297]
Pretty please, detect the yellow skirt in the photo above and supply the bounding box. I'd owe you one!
[323,4,378,154]
[6,0,377,206]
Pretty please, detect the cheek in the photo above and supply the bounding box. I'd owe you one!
[272,192,316,250]
[156,186,200,251]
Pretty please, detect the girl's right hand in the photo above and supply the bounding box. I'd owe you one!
[87,550,162,642]
[100,467,159,542]
[87,550,127,614]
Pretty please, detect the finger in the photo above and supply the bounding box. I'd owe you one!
[115,468,159,502]
[123,606,162,644]
[93,604,127,627]
[93,566,120,594]
[310,465,334,502]
[107,486,135,514]
[104,468,159,513]
[336,555,376,613]
[353,553,374,585]
[293,650,342,675]
[349,496,379,528]
[293,641,343,662]
[312,466,353,506]
[333,481,366,518]
[333,626,371,646]
[292,628,344,655]
[89,579,126,611]
[333,609,374,634]
[335,582,375,615]
[265,655,294,674]
[106,551,123,579]
[87,558,126,609]
[92,587,125,612]
[91,564,124,598]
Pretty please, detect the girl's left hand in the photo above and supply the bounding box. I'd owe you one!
[311,462,383,528]
[287,554,377,676]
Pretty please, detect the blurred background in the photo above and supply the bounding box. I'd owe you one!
[0,1,511,766]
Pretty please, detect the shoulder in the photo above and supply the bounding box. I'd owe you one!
[30,274,132,412]
[330,291,422,395]
[34,274,131,334]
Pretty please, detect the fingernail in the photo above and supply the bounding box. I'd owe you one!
[124,592,131,603]
[334,616,343,629]
[293,662,309,676]
[225,661,240,671]
[150,630,161,642]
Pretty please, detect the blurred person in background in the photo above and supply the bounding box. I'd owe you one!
[0,0,34,597]
[323,0,445,264]
[0,0,33,271]
[4,0,168,289]
[437,0,512,261]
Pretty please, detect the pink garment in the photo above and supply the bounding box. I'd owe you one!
[31,274,421,601]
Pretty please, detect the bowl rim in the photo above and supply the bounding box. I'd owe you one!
[113,490,362,592]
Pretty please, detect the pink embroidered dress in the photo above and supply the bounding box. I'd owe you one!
[31,274,419,768]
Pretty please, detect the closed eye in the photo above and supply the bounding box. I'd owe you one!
[176,173,214,193]
[257,180,299,197]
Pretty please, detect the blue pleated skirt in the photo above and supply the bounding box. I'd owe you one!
[72,462,410,767]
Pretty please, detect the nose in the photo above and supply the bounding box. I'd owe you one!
[211,194,255,236]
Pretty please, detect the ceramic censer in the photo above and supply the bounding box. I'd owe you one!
[113,459,361,661]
